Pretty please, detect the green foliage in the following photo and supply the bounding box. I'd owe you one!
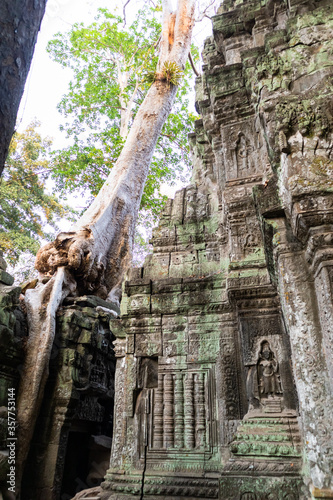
[144,70,158,85]
[161,61,184,86]
[0,121,73,267]
[47,4,199,220]
[145,61,184,87]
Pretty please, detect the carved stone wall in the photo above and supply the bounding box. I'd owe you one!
[21,295,118,500]
[0,256,117,500]
[102,0,333,499]
[0,251,26,499]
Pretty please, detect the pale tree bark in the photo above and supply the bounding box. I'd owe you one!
[16,0,195,491]
[119,75,139,139]
[116,57,131,138]
[0,0,47,177]
[111,43,149,139]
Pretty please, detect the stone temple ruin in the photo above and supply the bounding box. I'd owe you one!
[1,0,333,498]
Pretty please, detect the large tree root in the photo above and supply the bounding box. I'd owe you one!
[16,267,76,491]
[35,229,107,297]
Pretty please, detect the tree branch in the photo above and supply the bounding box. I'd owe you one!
[195,0,216,22]
[122,0,131,26]
[188,51,200,76]
[160,133,189,154]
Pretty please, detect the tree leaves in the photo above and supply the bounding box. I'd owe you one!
[0,122,73,266]
[47,4,199,220]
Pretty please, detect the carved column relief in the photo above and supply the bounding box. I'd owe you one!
[219,330,242,420]
[153,373,164,449]
[174,372,184,449]
[313,260,333,386]
[109,352,127,470]
[194,372,206,448]
[163,373,174,448]
[151,369,213,452]
[184,372,195,449]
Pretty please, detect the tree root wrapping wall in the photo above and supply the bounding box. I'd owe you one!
[0,254,117,500]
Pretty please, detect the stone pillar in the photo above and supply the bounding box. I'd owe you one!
[194,372,206,449]
[36,405,69,500]
[184,372,195,449]
[271,217,333,492]
[306,229,333,388]
[153,373,164,449]
[163,373,174,448]
[109,338,129,471]
[174,372,184,449]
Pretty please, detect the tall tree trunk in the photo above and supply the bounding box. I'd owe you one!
[16,0,195,491]
[0,0,47,176]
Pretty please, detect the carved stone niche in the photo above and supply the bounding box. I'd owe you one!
[246,340,283,414]
[235,133,255,177]
[239,315,297,416]
[222,122,265,184]
[184,184,197,222]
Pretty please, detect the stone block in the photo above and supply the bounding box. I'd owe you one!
[67,310,93,330]
[127,294,151,314]
[135,331,162,357]
[0,308,10,327]
[125,279,151,296]
[0,271,14,286]
[109,318,126,338]
[64,295,120,316]
[151,278,182,295]
[150,293,180,314]
[78,328,92,344]
[0,286,21,307]
[144,253,170,279]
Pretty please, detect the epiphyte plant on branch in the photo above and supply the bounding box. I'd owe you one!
[146,60,184,86]
[16,0,198,490]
